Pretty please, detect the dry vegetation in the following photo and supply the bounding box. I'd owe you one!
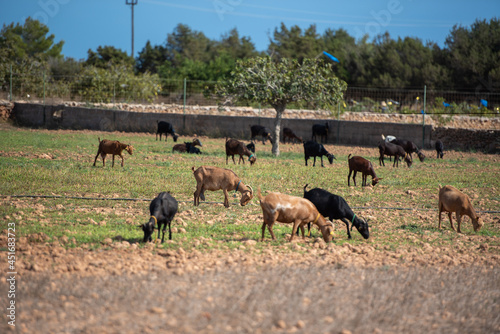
[0,122,499,333]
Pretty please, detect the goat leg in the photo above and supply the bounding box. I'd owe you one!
[289,221,300,242]
[223,189,230,208]
[447,212,455,231]
[438,209,442,229]
[261,222,267,241]
[456,212,462,233]
[340,218,352,239]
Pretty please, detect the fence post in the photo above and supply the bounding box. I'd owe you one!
[9,64,12,101]
[183,78,187,131]
[422,85,427,149]
[43,71,46,105]
[337,103,340,144]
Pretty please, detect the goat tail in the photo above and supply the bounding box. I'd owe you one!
[303,184,309,194]
[257,187,263,202]
[348,154,352,160]
[98,137,101,143]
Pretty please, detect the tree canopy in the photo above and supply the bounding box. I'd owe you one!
[216,57,347,156]
[0,17,64,61]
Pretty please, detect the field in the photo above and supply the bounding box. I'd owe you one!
[0,122,499,333]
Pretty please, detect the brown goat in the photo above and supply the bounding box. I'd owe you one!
[192,166,254,208]
[282,127,303,144]
[347,154,381,186]
[257,188,334,242]
[438,185,482,233]
[172,138,203,153]
[93,138,133,167]
[225,138,256,165]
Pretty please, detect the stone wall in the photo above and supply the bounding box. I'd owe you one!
[10,103,499,152]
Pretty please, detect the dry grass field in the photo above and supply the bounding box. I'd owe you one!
[0,122,499,333]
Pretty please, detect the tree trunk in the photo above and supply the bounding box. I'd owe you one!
[271,105,285,156]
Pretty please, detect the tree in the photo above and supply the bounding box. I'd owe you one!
[216,57,346,156]
[85,46,134,69]
[445,18,500,92]
[0,17,64,60]
[268,23,323,62]
[165,24,213,67]
[136,40,166,74]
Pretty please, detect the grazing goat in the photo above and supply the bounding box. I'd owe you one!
[312,122,329,143]
[156,121,179,142]
[172,138,203,154]
[282,127,303,144]
[246,142,255,153]
[192,166,254,208]
[250,125,273,144]
[378,141,412,167]
[303,184,369,239]
[348,154,381,186]
[303,140,336,167]
[225,138,256,165]
[257,188,334,242]
[438,185,482,233]
[435,140,444,159]
[140,192,178,243]
[93,137,133,167]
[389,138,425,162]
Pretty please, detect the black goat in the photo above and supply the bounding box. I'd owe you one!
[302,185,369,239]
[250,125,273,144]
[435,140,444,159]
[378,141,412,167]
[312,122,329,143]
[156,121,179,142]
[172,138,203,154]
[246,142,255,153]
[389,138,425,162]
[303,140,336,167]
[140,192,178,243]
[187,145,201,154]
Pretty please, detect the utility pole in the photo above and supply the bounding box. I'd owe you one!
[126,0,138,57]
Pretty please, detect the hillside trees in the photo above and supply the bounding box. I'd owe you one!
[445,18,500,92]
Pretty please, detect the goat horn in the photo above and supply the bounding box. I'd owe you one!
[247,185,253,194]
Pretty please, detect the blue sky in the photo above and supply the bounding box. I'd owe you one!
[1,0,498,60]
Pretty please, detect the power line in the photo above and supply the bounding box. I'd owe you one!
[3,194,498,214]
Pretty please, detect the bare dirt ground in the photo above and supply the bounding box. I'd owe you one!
[1,231,499,333]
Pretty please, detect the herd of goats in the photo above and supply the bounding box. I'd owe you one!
[91,120,483,245]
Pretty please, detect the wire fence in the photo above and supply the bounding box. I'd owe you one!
[2,72,499,116]
[4,194,498,214]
